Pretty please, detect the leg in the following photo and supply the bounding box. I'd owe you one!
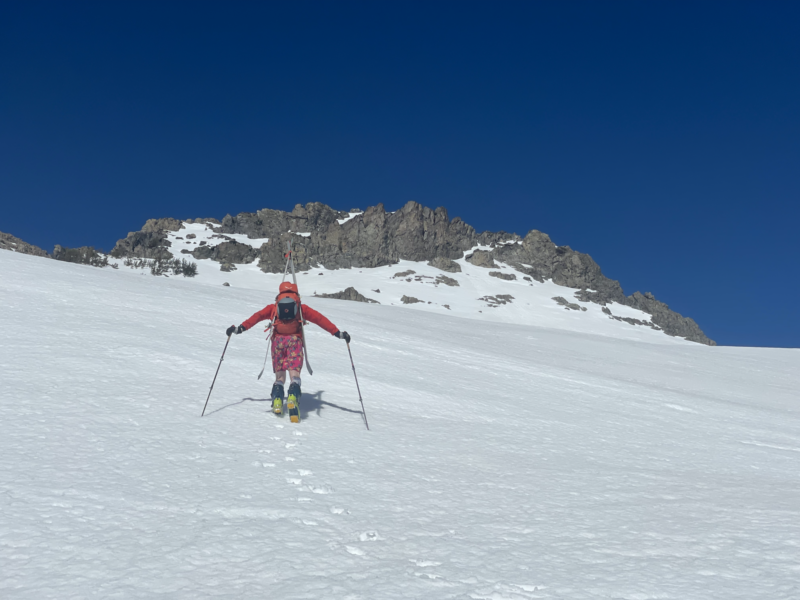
[287,369,302,410]
[286,341,304,423]
[270,337,290,415]
[271,371,286,415]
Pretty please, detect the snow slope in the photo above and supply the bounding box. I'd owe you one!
[1,250,799,599]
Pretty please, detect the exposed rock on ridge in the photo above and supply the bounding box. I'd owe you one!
[53,245,109,267]
[109,200,715,345]
[233,202,516,273]
[1,232,119,270]
[0,232,50,257]
[191,240,258,264]
[490,231,714,345]
[111,229,172,260]
[108,218,183,260]
[427,256,461,272]
[465,250,497,268]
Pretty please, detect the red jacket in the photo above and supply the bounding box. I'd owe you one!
[241,303,339,337]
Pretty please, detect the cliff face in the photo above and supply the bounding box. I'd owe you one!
[107,201,715,345]
[214,202,513,271]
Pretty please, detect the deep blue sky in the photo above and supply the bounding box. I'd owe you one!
[2,1,798,347]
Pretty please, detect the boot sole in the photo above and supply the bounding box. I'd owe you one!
[288,395,300,423]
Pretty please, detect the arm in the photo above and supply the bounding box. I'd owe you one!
[241,304,276,331]
[301,305,339,335]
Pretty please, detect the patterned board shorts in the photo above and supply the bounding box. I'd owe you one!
[271,334,304,372]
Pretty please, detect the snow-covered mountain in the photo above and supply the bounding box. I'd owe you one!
[1,201,715,344]
[86,201,712,344]
[152,219,679,345]
[1,244,798,599]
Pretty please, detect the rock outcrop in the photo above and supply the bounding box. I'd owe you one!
[107,200,715,345]
[315,287,379,304]
[428,256,461,272]
[435,274,459,287]
[489,231,715,345]
[624,291,707,343]
[0,232,49,257]
[489,271,516,281]
[141,218,182,233]
[191,240,258,264]
[465,250,497,268]
[491,232,624,300]
[552,296,587,311]
[480,294,514,307]
[393,270,416,279]
[110,230,172,260]
[217,202,514,272]
[53,245,109,267]
[108,218,182,261]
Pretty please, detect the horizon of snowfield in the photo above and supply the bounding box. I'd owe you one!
[1,249,798,599]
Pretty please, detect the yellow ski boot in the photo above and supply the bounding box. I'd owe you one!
[270,383,284,416]
[287,381,301,423]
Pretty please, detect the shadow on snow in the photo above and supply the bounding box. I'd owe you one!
[205,390,364,424]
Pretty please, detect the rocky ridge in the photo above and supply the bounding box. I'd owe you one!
[53,245,109,267]
[108,201,715,345]
[3,201,715,345]
[0,232,50,258]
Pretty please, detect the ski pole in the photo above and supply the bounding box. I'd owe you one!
[201,333,231,417]
[346,342,369,430]
[257,329,273,380]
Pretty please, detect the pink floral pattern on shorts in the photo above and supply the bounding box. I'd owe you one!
[271,334,304,372]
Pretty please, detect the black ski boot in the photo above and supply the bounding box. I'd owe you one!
[287,381,301,423]
[270,383,285,415]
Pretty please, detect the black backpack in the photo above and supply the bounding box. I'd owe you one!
[276,291,300,321]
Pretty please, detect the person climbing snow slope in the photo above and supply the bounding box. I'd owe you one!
[226,282,350,422]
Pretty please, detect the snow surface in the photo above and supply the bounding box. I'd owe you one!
[167,223,269,253]
[1,250,799,599]
[337,212,363,226]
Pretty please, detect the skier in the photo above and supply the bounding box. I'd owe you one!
[226,282,350,420]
